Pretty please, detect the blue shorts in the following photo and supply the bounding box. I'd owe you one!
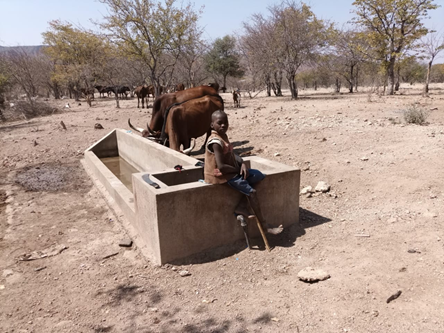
[227,169,265,196]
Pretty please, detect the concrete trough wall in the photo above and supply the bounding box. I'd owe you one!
[83,129,300,265]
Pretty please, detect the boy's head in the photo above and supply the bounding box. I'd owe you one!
[211,110,229,135]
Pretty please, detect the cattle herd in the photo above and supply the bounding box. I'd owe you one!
[113,82,224,154]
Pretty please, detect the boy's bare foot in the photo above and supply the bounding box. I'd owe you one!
[266,224,283,235]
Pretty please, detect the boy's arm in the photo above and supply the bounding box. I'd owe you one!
[212,143,240,175]
[234,153,249,179]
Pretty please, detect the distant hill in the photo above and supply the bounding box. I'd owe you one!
[0,45,45,55]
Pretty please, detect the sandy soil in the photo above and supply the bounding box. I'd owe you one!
[1,84,444,333]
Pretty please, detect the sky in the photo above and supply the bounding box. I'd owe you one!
[0,0,443,59]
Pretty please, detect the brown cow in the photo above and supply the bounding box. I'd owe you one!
[129,95,223,153]
[165,95,223,152]
[147,84,222,138]
[134,85,150,108]
[232,90,240,108]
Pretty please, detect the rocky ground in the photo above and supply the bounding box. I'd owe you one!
[1,84,444,333]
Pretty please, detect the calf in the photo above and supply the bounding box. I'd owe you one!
[233,90,240,108]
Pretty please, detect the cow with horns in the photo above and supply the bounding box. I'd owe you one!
[129,94,223,154]
[128,84,223,153]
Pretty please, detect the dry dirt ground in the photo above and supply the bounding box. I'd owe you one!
[1,84,444,333]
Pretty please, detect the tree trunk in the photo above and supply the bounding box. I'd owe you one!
[349,65,354,93]
[394,65,400,91]
[271,83,277,96]
[274,71,283,97]
[335,78,341,93]
[387,56,396,95]
[424,60,432,94]
[287,73,298,99]
[223,74,227,91]
[265,74,271,97]
[314,80,317,91]
[354,66,359,92]
[115,92,120,108]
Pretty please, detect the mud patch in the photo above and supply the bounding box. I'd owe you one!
[15,163,91,192]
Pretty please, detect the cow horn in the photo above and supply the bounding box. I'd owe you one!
[147,123,156,135]
[182,139,196,155]
[128,119,145,133]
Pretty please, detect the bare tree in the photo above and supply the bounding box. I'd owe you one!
[267,1,329,99]
[3,48,42,106]
[420,30,444,94]
[329,29,368,93]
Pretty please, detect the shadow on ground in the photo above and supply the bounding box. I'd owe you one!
[0,119,44,133]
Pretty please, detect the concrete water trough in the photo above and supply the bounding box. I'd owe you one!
[82,129,301,265]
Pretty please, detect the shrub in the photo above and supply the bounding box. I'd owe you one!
[403,104,429,125]
[2,100,58,121]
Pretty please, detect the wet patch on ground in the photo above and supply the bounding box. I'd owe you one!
[15,162,91,192]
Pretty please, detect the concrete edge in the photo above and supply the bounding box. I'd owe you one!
[84,151,135,214]
[81,158,156,264]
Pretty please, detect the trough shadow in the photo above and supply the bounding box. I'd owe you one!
[169,239,248,266]
[171,207,331,264]
[267,207,332,249]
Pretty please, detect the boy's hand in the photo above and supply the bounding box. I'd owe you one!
[240,163,249,180]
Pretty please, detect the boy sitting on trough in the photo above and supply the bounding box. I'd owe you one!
[204,110,283,235]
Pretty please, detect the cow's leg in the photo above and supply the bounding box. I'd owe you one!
[137,96,140,108]
[141,95,145,109]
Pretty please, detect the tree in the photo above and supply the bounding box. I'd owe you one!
[329,28,368,93]
[241,13,279,96]
[352,0,439,95]
[175,25,207,88]
[0,57,9,120]
[419,30,444,93]
[204,35,244,89]
[42,20,110,104]
[99,0,200,96]
[399,56,426,83]
[430,63,444,82]
[268,1,329,99]
[3,48,43,106]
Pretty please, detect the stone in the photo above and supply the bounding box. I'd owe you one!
[315,181,330,193]
[298,267,330,282]
[360,157,369,161]
[119,238,133,247]
[2,269,13,277]
[300,186,313,195]
[387,217,397,223]
[274,153,281,157]
[179,270,191,277]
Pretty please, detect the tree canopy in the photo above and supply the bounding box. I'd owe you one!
[99,0,201,95]
[352,0,439,94]
[204,35,244,89]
